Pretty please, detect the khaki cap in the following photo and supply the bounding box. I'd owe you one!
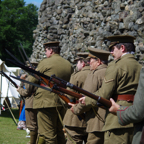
[74,52,89,62]
[43,41,60,47]
[88,47,110,61]
[106,35,136,49]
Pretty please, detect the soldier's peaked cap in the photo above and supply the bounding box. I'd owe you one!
[106,35,136,49]
[43,41,60,47]
[74,52,89,61]
[88,47,110,61]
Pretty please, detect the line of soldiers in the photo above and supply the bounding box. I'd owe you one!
[16,35,143,144]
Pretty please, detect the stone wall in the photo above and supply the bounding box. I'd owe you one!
[30,0,144,64]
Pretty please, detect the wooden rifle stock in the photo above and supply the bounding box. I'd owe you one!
[0,71,18,88]
[32,73,82,99]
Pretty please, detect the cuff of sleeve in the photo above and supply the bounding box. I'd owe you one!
[85,96,97,107]
[73,103,87,115]
[117,106,129,126]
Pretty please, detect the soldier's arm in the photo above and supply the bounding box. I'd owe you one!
[72,102,92,115]
[85,65,118,107]
[18,76,35,97]
[117,68,144,125]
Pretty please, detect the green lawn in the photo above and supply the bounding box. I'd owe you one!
[0,109,30,144]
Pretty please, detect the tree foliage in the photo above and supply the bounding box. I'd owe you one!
[0,0,38,66]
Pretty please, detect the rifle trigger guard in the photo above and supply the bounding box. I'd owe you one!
[66,82,73,88]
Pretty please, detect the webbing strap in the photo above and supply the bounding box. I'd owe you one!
[92,107,105,123]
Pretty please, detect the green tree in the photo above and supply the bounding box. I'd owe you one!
[0,0,38,66]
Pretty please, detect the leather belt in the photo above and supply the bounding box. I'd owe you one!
[113,94,134,102]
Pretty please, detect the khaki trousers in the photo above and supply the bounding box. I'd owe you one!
[86,132,104,144]
[65,126,87,144]
[25,109,37,131]
[104,128,134,144]
[37,107,66,144]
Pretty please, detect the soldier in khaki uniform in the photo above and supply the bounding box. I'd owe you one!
[63,52,90,144]
[70,48,110,144]
[17,74,38,144]
[109,67,144,144]
[79,35,142,144]
[29,41,73,144]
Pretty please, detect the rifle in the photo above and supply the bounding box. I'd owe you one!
[5,50,83,104]
[0,71,18,88]
[0,71,26,103]
[10,75,74,104]
[10,75,85,119]
[7,59,112,108]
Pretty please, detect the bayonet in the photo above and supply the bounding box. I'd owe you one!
[5,49,24,66]
[18,46,26,65]
[20,43,33,68]
[0,71,18,88]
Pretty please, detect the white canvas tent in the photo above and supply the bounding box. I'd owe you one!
[0,59,21,114]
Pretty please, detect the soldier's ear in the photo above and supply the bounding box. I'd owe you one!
[50,48,53,54]
[121,45,126,52]
[97,58,101,66]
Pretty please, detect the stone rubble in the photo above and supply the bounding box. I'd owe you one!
[30,0,144,65]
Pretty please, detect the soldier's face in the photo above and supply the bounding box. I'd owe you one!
[111,46,123,60]
[45,48,52,58]
[90,58,99,70]
[76,60,84,71]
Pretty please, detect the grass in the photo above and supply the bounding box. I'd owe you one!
[0,109,30,144]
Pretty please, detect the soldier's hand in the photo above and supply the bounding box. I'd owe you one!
[79,96,86,105]
[20,74,27,80]
[68,103,75,113]
[68,103,75,107]
[109,98,120,115]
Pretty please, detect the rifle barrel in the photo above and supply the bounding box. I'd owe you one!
[0,71,18,88]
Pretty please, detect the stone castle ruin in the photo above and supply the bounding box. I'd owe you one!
[30,0,144,64]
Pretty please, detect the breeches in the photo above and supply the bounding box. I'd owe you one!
[37,107,66,144]
[104,128,134,144]
[25,109,37,131]
[86,132,104,144]
[65,126,87,144]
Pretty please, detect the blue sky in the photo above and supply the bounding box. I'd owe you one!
[25,0,43,8]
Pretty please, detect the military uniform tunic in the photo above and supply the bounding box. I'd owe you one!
[73,64,107,144]
[117,67,144,144]
[85,54,142,144]
[18,76,38,131]
[63,66,90,144]
[30,54,73,144]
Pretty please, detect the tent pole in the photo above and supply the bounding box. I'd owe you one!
[5,72,17,125]
[4,98,18,125]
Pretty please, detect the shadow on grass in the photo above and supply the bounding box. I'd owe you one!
[0,108,19,119]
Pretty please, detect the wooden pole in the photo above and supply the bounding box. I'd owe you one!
[4,98,18,125]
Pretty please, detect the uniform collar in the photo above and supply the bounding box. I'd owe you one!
[81,66,90,71]
[115,54,135,63]
[93,64,107,73]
